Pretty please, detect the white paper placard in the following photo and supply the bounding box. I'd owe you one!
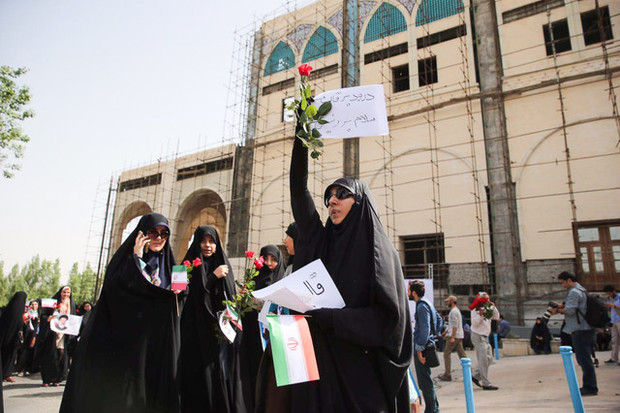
[313,84,389,139]
[218,311,237,343]
[252,259,345,313]
[50,313,82,336]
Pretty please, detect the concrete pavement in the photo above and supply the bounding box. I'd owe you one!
[2,350,619,412]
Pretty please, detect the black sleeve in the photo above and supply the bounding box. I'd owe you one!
[290,136,321,233]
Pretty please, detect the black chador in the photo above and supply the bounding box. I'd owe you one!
[179,226,236,413]
[60,213,184,413]
[38,286,76,386]
[0,291,27,411]
[235,244,285,413]
[256,137,412,413]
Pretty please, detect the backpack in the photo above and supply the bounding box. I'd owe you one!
[576,288,610,328]
[417,300,444,338]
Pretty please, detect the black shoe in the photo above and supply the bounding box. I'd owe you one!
[482,385,499,390]
[471,377,482,388]
[438,374,452,382]
[579,387,598,396]
[604,359,616,364]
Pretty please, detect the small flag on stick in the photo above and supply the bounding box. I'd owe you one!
[267,315,320,387]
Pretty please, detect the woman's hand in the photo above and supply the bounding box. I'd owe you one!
[213,265,229,279]
[172,290,181,295]
[133,231,150,258]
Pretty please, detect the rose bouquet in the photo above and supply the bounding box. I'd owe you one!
[468,293,495,319]
[222,251,264,327]
[182,257,203,280]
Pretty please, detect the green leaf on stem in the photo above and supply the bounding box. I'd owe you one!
[317,101,332,117]
[301,94,307,111]
[305,104,318,119]
[311,128,322,138]
[317,119,328,124]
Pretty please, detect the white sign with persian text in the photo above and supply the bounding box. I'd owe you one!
[252,259,345,313]
[313,84,389,139]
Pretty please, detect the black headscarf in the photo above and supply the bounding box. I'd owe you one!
[60,212,183,413]
[182,226,236,318]
[279,136,412,413]
[0,292,27,378]
[180,225,236,412]
[255,244,286,289]
[52,286,76,315]
[285,222,298,267]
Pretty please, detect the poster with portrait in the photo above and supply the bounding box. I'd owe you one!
[50,313,82,336]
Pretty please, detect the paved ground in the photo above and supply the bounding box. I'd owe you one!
[2,350,618,412]
[431,349,619,412]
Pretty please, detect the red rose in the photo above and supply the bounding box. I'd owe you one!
[245,250,255,259]
[192,257,202,267]
[182,260,191,268]
[298,64,313,77]
[254,256,265,270]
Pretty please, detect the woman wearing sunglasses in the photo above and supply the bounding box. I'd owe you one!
[61,213,185,413]
[256,137,413,413]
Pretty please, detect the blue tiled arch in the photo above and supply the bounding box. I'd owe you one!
[415,0,464,26]
[302,26,339,63]
[264,41,295,76]
[364,2,408,44]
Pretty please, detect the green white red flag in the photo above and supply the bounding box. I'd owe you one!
[267,314,320,387]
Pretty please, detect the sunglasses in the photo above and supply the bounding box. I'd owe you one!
[145,229,170,240]
[324,187,353,207]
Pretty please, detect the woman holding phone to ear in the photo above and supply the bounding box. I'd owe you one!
[60,213,186,413]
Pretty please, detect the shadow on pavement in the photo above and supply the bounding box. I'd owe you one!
[10,390,64,398]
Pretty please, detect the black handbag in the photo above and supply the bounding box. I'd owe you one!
[418,300,440,368]
[422,344,440,368]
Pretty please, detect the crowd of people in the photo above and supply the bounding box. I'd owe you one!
[0,288,93,387]
[0,135,618,413]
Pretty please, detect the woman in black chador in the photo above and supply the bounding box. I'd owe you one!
[530,317,552,355]
[236,244,285,413]
[0,291,26,413]
[60,213,185,413]
[0,292,27,391]
[256,137,413,413]
[179,225,236,413]
[38,286,76,386]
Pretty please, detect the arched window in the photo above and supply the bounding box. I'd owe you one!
[302,26,339,63]
[415,0,463,26]
[364,3,408,43]
[264,41,295,76]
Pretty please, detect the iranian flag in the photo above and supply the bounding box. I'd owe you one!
[267,314,320,387]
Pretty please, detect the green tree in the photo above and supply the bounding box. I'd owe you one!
[1,66,34,178]
[4,256,61,302]
[0,261,9,303]
[68,262,96,304]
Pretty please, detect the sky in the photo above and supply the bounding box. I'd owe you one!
[0,0,294,278]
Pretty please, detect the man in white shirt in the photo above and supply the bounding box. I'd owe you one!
[438,295,467,382]
[470,292,500,390]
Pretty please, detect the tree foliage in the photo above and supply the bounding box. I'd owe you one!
[1,66,34,178]
[0,258,97,306]
[68,262,96,304]
[0,256,61,304]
